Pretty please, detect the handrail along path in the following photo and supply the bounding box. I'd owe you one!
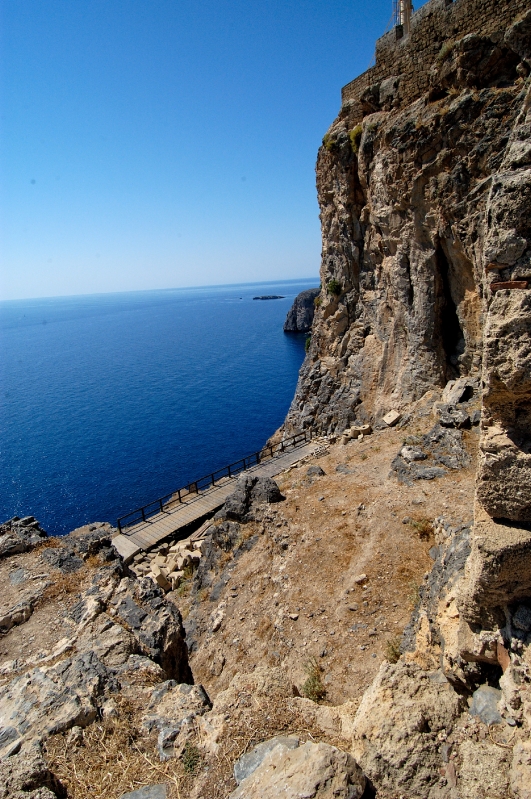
[117,430,312,533]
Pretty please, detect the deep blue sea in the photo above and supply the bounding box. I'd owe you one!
[0,279,317,536]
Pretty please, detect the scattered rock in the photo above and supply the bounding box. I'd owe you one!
[233,735,300,784]
[0,751,62,798]
[0,517,48,560]
[143,681,211,761]
[119,786,168,799]
[382,411,401,427]
[400,446,427,462]
[441,378,477,405]
[218,476,284,522]
[335,463,354,474]
[437,405,471,428]
[306,465,325,477]
[229,741,365,799]
[350,661,465,796]
[40,547,84,574]
[469,684,503,725]
[0,601,35,634]
[9,568,28,586]
[392,424,469,483]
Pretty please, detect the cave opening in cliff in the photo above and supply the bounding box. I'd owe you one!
[436,242,465,379]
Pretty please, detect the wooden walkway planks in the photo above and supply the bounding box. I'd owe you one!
[113,442,315,561]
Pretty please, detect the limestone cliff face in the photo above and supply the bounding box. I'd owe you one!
[285,8,531,436]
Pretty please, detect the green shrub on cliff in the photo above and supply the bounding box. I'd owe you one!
[349,124,363,154]
[327,278,342,296]
[322,133,337,152]
[305,335,311,352]
[314,295,322,308]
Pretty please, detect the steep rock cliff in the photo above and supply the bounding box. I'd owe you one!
[285,13,531,435]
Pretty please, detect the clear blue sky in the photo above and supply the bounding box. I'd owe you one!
[1,0,409,300]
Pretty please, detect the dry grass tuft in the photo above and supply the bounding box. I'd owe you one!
[33,537,63,551]
[41,568,89,603]
[85,553,105,569]
[45,698,194,799]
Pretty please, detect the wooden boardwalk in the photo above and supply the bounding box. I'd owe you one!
[113,441,316,561]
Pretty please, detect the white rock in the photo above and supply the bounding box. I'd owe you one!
[382,410,401,427]
[229,741,365,799]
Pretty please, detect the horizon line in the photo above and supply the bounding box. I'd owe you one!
[0,276,321,304]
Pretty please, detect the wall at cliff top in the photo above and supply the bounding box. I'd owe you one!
[285,0,531,437]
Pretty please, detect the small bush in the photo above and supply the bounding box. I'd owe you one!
[182,743,202,775]
[177,579,191,598]
[385,637,402,664]
[408,517,433,540]
[327,279,342,296]
[314,295,322,308]
[305,336,311,353]
[182,562,195,579]
[322,133,336,152]
[438,40,454,61]
[360,453,368,461]
[301,657,326,702]
[349,124,363,154]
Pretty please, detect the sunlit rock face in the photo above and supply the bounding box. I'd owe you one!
[284,10,531,437]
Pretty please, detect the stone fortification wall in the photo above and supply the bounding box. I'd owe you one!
[342,0,529,110]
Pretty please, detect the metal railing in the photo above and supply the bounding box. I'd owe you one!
[117,430,312,533]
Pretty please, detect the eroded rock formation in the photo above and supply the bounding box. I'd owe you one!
[283,288,320,333]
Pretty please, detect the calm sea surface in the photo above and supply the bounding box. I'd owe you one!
[0,279,317,535]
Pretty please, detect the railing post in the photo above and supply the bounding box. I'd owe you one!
[141,508,146,522]
[178,489,182,503]
[228,464,231,477]
[117,519,121,533]
[159,499,163,512]
[211,473,215,487]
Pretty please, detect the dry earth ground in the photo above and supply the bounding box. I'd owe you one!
[179,396,479,708]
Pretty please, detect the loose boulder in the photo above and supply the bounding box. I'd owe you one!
[229,740,365,799]
[218,476,284,522]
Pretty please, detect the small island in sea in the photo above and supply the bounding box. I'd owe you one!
[252,294,285,300]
